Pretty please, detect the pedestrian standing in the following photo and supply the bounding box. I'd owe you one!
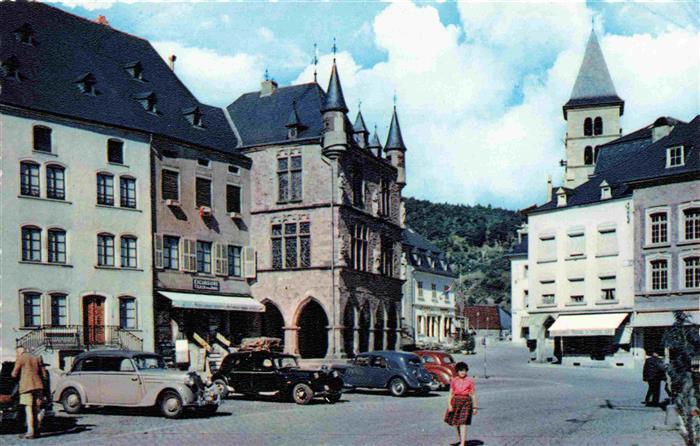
[444,362,478,446]
[643,352,662,407]
[11,347,48,439]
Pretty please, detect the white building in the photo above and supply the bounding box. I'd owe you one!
[507,226,529,346]
[401,228,458,347]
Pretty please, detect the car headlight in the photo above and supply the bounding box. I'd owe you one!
[313,372,319,380]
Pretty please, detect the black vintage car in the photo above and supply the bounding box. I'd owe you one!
[0,361,52,430]
[210,351,343,405]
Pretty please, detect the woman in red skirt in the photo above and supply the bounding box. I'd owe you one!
[444,362,477,446]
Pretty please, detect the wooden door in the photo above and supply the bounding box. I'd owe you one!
[83,296,106,345]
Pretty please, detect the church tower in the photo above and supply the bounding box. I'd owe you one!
[562,29,624,188]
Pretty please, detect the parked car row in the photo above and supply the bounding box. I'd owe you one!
[1,348,458,427]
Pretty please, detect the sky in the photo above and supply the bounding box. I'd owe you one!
[54,0,699,211]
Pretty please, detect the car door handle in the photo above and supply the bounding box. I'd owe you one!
[130,377,139,381]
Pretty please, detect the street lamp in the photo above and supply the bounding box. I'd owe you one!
[484,315,489,379]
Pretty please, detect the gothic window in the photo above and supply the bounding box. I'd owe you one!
[584,146,593,165]
[594,117,603,135]
[352,162,364,207]
[271,222,310,269]
[350,224,369,271]
[583,118,593,136]
[277,155,302,202]
[379,178,391,217]
[380,238,394,277]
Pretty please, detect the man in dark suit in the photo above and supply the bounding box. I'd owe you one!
[643,352,664,407]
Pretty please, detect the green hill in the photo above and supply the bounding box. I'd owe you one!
[403,197,525,308]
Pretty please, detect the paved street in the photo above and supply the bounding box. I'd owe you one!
[0,344,683,446]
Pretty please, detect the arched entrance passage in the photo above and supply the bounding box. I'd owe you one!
[343,301,357,357]
[387,302,398,350]
[261,301,285,346]
[358,303,371,354]
[297,299,329,358]
[374,305,385,351]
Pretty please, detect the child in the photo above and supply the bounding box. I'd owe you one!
[444,361,478,446]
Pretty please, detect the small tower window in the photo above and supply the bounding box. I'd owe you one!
[15,23,35,45]
[583,118,593,136]
[594,117,603,135]
[584,146,593,165]
[75,73,97,96]
[125,61,144,81]
[0,56,20,81]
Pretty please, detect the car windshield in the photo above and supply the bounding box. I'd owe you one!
[274,356,299,368]
[407,356,422,366]
[133,355,166,370]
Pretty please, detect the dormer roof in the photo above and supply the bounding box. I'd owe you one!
[285,100,303,129]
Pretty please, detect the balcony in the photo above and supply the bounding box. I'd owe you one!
[16,325,143,354]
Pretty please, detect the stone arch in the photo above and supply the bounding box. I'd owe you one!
[343,298,359,357]
[295,297,329,359]
[358,301,372,354]
[260,299,285,346]
[373,303,386,351]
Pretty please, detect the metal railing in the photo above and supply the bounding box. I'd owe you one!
[16,325,143,353]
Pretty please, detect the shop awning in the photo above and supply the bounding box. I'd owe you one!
[160,291,264,312]
[633,311,700,328]
[548,313,628,337]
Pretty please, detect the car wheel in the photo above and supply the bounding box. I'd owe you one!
[291,383,314,405]
[61,388,83,414]
[324,392,342,404]
[212,379,229,399]
[389,378,407,397]
[159,390,184,419]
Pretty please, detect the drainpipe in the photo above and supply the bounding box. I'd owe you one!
[321,156,337,357]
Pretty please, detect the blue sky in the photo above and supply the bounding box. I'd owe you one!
[56,1,699,210]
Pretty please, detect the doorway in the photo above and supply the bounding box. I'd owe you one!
[83,295,106,346]
[297,300,329,358]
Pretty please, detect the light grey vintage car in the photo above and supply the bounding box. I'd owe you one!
[53,350,219,418]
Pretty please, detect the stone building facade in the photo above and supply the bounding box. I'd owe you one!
[227,63,406,358]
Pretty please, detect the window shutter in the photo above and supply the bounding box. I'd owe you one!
[226,185,241,213]
[162,170,179,201]
[154,233,164,269]
[244,246,257,278]
[180,239,196,272]
[41,293,50,326]
[214,242,227,276]
[195,178,212,207]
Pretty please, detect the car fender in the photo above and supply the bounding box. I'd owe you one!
[54,378,89,405]
[143,384,195,407]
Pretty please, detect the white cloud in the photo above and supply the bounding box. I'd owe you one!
[151,41,263,106]
[257,27,275,42]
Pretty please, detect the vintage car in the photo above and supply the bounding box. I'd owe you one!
[415,350,456,390]
[0,360,53,430]
[333,351,436,397]
[53,350,219,419]
[210,351,343,405]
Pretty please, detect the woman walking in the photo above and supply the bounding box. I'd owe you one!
[444,362,477,446]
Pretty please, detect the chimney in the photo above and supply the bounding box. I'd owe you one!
[168,54,177,72]
[260,79,278,97]
[95,15,110,26]
[546,175,553,202]
[652,117,674,143]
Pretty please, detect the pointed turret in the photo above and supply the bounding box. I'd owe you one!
[384,106,407,152]
[353,110,369,148]
[285,100,304,139]
[321,60,348,113]
[384,107,406,186]
[563,29,624,118]
[368,125,382,158]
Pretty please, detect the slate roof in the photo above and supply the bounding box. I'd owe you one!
[532,116,699,214]
[385,106,407,152]
[563,30,624,118]
[403,228,457,278]
[0,2,238,154]
[321,61,348,113]
[353,111,369,134]
[227,83,326,147]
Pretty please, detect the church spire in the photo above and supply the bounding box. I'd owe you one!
[563,29,624,118]
[384,106,406,152]
[368,124,382,157]
[321,41,348,113]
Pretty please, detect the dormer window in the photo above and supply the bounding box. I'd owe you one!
[666,146,684,168]
[183,107,204,128]
[0,56,20,81]
[15,23,35,45]
[125,61,144,81]
[75,73,97,96]
[600,180,611,200]
[135,92,158,114]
